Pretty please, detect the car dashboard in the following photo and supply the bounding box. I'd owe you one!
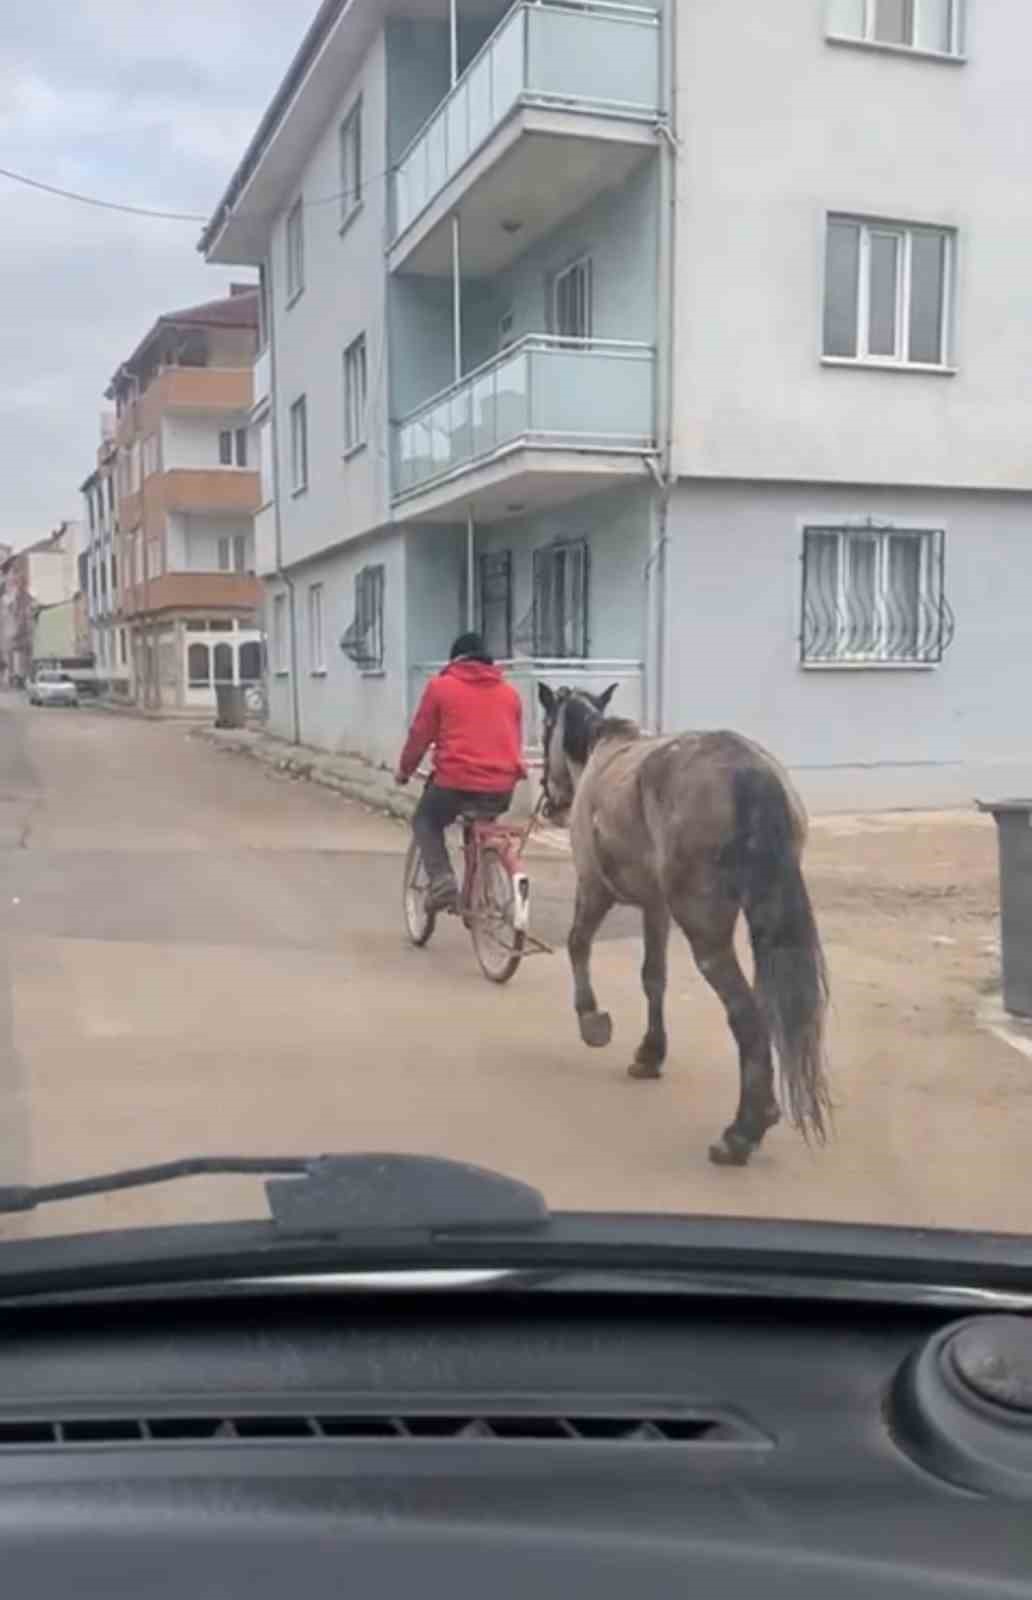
[0,1276,1027,1596]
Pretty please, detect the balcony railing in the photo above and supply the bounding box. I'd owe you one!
[412,657,645,754]
[392,0,660,241]
[394,335,656,500]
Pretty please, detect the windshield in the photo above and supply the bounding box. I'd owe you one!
[0,1,1027,1254]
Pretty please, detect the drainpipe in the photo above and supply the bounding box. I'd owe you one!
[449,0,459,86]
[451,214,463,386]
[466,507,476,630]
[643,0,678,737]
[265,248,301,745]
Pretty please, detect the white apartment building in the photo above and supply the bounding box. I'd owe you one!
[203,0,1032,808]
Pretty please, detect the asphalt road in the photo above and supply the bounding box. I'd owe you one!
[2,691,1029,1239]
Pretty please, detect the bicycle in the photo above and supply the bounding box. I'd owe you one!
[402,783,549,984]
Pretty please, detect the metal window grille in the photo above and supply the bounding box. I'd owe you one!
[801,525,954,665]
[552,258,593,346]
[531,540,589,659]
[341,565,385,670]
[477,551,513,660]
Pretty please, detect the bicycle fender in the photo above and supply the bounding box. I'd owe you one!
[512,872,531,933]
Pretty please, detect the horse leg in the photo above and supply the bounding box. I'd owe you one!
[568,879,615,1049]
[696,937,780,1166]
[629,903,670,1080]
[671,890,779,1165]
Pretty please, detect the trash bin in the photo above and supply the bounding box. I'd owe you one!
[977,799,1032,1019]
[214,683,246,730]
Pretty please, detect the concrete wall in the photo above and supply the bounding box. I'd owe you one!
[33,599,78,661]
[264,528,407,767]
[665,478,1032,809]
[672,1,1032,492]
[269,31,391,572]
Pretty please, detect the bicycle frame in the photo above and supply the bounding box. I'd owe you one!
[460,818,531,935]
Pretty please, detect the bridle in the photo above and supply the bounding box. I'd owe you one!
[539,688,604,820]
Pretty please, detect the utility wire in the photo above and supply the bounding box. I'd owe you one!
[0,160,390,226]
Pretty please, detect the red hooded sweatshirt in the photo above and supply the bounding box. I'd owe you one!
[399,660,527,792]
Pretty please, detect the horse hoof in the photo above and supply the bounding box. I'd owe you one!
[579,1011,613,1049]
[628,1059,663,1080]
[708,1135,752,1168]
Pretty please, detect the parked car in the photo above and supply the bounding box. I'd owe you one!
[28,671,79,708]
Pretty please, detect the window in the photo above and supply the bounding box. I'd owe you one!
[290,397,308,493]
[213,641,233,683]
[801,526,954,665]
[119,629,127,667]
[552,258,593,344]
[477,551,513,660]
[823,218,952,367]
[286,198,305,301]
[308,583,325,672]
[239,640,262,684]
[188,641,210,689]
[343,335,368,453]
[143,434,160,478]
[339,100,362,227]
[272,593,289,673]
[86,491,96,533]
[217,535,249,574]
[498,310,515,352]
[341,565,385,671]
[220,428,248,467]
[107,475,115,517]
[533,541,589,659]
[827,0,962,55]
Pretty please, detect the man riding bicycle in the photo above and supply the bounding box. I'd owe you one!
[395,632,526,913]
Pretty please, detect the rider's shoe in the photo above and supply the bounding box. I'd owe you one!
[427,875,459,914]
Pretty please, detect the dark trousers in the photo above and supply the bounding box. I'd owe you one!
[412,784,513,884]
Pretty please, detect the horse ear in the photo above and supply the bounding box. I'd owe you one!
[595,683,619,713]
[538,682,556,716]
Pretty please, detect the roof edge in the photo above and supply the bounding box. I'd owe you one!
[199,0,351,257]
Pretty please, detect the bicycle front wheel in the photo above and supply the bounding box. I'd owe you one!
[471,848,526,983]
[403,839,436,948]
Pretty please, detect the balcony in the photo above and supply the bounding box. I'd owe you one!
[393,335,656,519]
[161,469,261,516]
[390,0,660,275]
[412,657,644,755]
[137,367,254,435]
[121,571,261,619]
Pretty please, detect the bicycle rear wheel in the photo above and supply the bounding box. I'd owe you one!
[403,839,436,947]
[471,847,525,983]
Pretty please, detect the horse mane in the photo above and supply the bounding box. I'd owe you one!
[595,716,640,744]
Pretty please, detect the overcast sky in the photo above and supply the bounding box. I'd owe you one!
[0,0,310,551]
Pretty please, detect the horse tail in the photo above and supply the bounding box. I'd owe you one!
[730,765,831,1143]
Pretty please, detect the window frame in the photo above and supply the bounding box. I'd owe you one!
[218,430,233,467]
[339,98,363,231]
[476,550,514,661]
[234,427,248,468]
[532,539,590,660]
[308,582,326,674]
[341,565,385,673]
[826,0,965,58]
[550,256,593,346]
[800,523,952,668]
[342,334,368,456]
[822,216,955,371]
[272,592,289,675]
[289,396,309,495]
[286,198,305,304]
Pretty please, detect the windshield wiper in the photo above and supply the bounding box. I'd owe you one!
[0,1153,550,1233]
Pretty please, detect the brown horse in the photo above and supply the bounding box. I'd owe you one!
[538,685,830,1166]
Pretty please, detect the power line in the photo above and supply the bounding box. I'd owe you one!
[0,160,389,227]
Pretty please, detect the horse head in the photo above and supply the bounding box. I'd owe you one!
[537,682,618,825]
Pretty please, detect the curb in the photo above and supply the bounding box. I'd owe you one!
[191,726,417,822]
